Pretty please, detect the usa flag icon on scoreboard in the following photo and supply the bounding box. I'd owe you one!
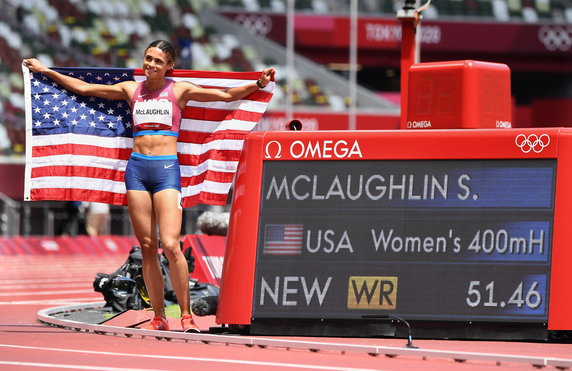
[263,224,304,255]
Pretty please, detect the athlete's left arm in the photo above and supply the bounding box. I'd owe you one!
[176,67,275,104]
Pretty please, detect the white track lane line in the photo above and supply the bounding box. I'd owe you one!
[0,297,99,305]
[0,289,93,296]
[0,283,90,289]
[0,344,386,371]
[0,280,95,286]
[0,361,161,371]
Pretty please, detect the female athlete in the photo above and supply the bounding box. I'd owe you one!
[24,40,275,332]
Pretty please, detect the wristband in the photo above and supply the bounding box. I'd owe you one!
[256,79,267,89]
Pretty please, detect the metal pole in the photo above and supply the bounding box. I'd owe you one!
[398,0,429,129]
[22,204,30,236]
[348,0,358,131]
[0,191,20,236]
[286,0,295,122]
[47,206,55,236]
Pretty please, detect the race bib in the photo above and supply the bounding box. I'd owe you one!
[132,99,173,130]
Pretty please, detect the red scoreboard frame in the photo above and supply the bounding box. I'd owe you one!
[216,128,572,338]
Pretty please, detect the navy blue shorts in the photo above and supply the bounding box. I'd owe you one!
[125,152,181,194]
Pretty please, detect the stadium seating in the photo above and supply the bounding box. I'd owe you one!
[215,0,571,20]
[1,0,362,155]
[0,0,570,154]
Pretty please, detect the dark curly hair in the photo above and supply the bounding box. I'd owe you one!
[145,40,176,64]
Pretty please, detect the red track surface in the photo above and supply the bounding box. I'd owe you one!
[1,253,571,371]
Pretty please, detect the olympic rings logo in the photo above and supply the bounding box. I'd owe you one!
[233,14,273,36]
[515,134,550,153]
[538,25,572,52]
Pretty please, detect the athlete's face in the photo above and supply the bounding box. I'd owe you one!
[142,47,173,79]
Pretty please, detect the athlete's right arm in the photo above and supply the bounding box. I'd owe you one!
[23,58,134,101]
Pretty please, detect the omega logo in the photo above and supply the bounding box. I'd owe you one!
[264,140,363,159]
[496,120,512,128]
[407,120,432,128]
[264,141,282,159]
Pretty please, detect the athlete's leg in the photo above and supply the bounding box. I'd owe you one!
[153,189,190,316]
[127,189,166,318]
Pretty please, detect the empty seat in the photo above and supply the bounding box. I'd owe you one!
[493,0,511,18]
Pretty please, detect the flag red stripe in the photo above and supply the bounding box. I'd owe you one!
[184,192,229,208]
[183,106,263,123]
[182,149,244,165]
[177,130,250,145]
[244,89,273,103]
[32,144,132,160]
[180,170,236,188]
[178,150,243,165]
[186,88,273,103]
[31,188,128,206]
[31,166,125,182]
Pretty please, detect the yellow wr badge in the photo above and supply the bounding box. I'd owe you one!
[347,276,398,310]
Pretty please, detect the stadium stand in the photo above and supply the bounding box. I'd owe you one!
[215,0,572,21]
[221,0,569,28]
[0,0,401,155]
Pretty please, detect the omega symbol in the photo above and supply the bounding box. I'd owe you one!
[515,134,550,153]
[265,140,282,159]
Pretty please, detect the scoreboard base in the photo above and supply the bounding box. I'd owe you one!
[250,318,396,338]
[249,318,550,341]
[405,321,547,341]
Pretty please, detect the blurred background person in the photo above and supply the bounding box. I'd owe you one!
[57,201,86,236]
[85,202,110,236]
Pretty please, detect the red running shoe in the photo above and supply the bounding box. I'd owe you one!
[181,314,200,333]
[143,316,169,331]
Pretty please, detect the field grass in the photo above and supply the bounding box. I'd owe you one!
[165,304,181,318]
[104,304,181,320]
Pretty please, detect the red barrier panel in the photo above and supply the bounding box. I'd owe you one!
[0,235,139,256]
[217,136,265,324]
[183,234,225,287]
[0,234,225,288]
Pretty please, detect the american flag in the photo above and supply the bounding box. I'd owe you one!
[22,66,274,207]
[263,224,304,255]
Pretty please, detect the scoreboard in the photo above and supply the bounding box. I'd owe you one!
[255,159,553,322]
[216,129,572,338]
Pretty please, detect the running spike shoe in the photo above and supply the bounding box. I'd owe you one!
[143,316,169,331]
[181,314,200,333]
